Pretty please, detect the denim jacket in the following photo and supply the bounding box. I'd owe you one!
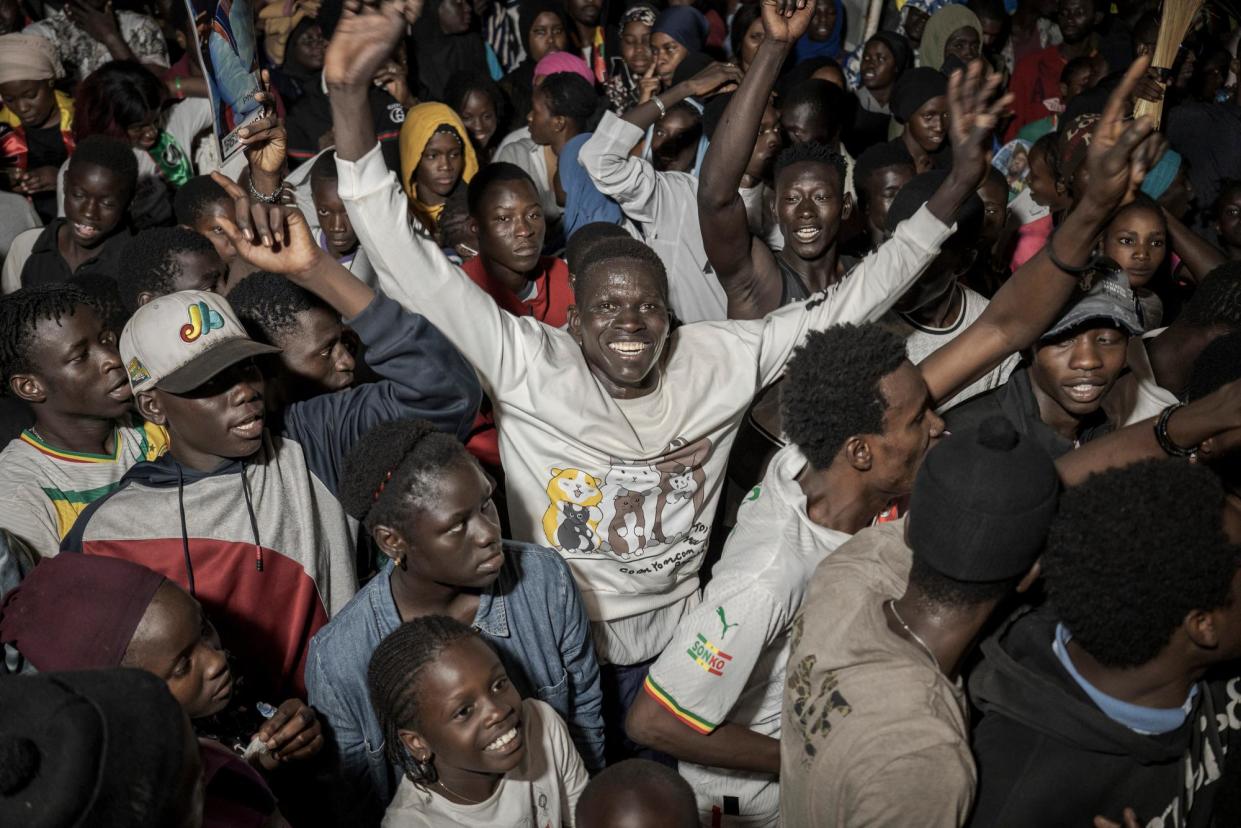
[306,540,605,824]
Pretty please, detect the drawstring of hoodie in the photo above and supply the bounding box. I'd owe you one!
[240,459,264,572]
[177,464,196,596]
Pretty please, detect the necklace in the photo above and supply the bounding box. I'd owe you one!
[886,599,942,672]
[436,776,486,805]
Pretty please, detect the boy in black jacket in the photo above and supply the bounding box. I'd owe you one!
[969,459,1241,828]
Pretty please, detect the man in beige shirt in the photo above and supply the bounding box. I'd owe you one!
[779,416,1057,826]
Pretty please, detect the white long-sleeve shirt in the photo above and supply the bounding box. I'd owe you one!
[337,141,951,663]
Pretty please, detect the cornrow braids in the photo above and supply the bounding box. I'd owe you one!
[367,616,479,785]
[339,419,474,529]
[0,285,96,392]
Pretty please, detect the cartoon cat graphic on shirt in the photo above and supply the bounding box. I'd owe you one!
[542,468,604,551]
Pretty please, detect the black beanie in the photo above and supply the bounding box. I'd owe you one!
[890,66,948,123]
[0,669,193,827]
[908,415,1059,582]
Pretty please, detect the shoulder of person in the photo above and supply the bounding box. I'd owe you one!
[502,541,574,581]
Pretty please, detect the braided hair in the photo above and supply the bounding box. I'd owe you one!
[366,615,478,785]
[339,419,475,531]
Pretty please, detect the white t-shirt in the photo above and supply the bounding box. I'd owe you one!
[884,284,1018,412]
[1102,327,1177,427]
[643,444,851,825]
[381,699,588,828]
[337,141,951,663]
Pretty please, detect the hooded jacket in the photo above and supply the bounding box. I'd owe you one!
[968,608,1241,828]
[62,294,481,700]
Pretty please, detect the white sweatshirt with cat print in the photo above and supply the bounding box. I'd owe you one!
[337,142,952,663]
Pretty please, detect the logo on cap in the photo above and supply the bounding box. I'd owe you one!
[127,357,150,385]
[180,301,225,343]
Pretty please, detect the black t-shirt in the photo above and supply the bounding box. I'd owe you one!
[19,218,132,289]
[23,125,68,223]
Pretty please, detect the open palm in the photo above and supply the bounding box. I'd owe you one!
[324,0,408,87]
[209,173,323,277]
[1081,55,1165,212]
[945,60,1011,188]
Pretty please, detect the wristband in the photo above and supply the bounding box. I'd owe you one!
[1046,228,1095,275]
[174,76,184,99]
[1154,403,1200,460]
[651,95,666,118]
[247,175,283,204]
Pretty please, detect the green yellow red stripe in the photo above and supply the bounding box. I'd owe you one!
[643,675,716,735]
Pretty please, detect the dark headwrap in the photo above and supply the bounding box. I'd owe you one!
[869,30,913,78]
[653,6,709,53]
[890,66,947,123]
[670,51,713,87]
[411,0,490,101]
[518,0,571,54]
[0,554,166,671]
[0,669,193,827]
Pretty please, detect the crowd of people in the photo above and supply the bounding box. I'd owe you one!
[1,0,1241,823]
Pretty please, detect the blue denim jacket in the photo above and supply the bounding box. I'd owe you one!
[306,540,604,824]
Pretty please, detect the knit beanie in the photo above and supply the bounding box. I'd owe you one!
[890,66,947,123]
[908,415,1059,582]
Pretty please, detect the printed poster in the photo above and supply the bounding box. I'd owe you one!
[183,0,265,160]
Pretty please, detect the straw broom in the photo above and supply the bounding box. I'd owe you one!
[1133,0,1205,126]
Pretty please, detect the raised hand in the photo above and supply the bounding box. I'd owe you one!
[209,172,324,277]
[1094,807,1143,828]
[324,0,408,88]
[761,0,815,45]
[1080,55,1164,214]
[683,61,744,99]
[637,63,660,103]
[944,59,1011,189]
[239,81,287,186]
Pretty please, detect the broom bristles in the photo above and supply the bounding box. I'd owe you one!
[1131,0,1203,127]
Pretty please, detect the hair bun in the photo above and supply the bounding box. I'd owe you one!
[977,415,1020,451]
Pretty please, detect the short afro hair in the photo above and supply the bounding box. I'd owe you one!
[779,78,848,143]
[466,161,538,217]
[773,140,848,192]
[0,285,97,391]
[1044,459,1240,668]
[1181,264,1241,331]
[174,175,231,227]
[339,419,476,530]
[227,271,333,346]
[309,151,338,185]
[781,323,911,469]
[66,274,128,334]
[854,141,915,213]
[117,227,218,313]
[68,135,138,197]
[565,221,630,274]
[573,237,669,302]
[576,759,698,827]
[539,72,599,133]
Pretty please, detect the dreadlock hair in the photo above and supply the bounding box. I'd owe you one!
[226,271,334,347]
[853,141,915,215]
[466,162,538,218]
[773,140,848,193]
[0,285,96,392]
[367,616,480,786]
[779,78,848,145]
[538,72,600,133]
[117,227,218,313]
[1180,264,1241,331]
[781,324,910,469]
[573,237,669,304]
[174,175,231,227]
[67,135,138,198]
[1044,459,1240,668]
[565,222,630,274]
[339,419,475,531]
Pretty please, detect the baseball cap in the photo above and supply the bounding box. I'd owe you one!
[120,290,280,394]
[1040,267,1143,343]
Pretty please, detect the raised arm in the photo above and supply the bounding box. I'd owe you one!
[921,57,1163,404]
[1164,206,1226,284]
[752,59,1009,385]
[697,0,813,318]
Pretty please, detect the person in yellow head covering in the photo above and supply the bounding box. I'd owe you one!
[398,102,479,235]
